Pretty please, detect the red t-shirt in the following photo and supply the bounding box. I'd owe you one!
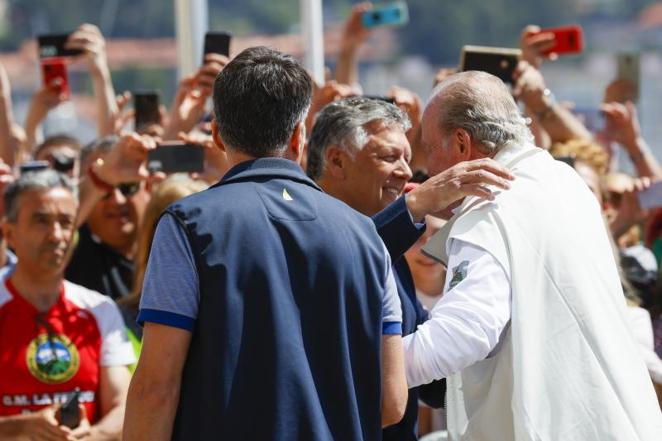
[0,272,135,421]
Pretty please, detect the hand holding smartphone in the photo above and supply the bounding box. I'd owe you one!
[37,33,81,100]
[58,388,81,429]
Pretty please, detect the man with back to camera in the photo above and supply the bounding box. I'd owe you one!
[123,46,409,441]
[403,70,662,440]
[0,170,135,440]
[307,96,514,440]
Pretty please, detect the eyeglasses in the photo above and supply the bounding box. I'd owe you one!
[102,182,141,200]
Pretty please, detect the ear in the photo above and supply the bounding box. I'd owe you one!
[453,128,472,159]
[2,220,15,251]
[324,146,350,179]
[287,122,306,163]
[211,118,227,153]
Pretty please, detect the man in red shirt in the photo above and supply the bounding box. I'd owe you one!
[0,170,135,440]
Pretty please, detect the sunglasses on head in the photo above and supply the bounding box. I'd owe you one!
[103,182,140,199]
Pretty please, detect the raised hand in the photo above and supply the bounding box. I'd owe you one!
[66,24,109,73]
[93,132,157,186]
[601,101,641,147]
[520,25,557,69]
[406,158,515,221]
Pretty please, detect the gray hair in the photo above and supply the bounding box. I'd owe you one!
[433,71,533,155]
[307,97,411,180]
[4,170,77,222]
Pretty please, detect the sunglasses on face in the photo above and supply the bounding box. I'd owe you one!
[103,182,141,200]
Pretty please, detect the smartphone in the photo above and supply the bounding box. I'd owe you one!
[363,95,396,105]
[148,142,205,173]
[538,25,584,56]
[58,389,81,429]
[19,160,50,175]
[617,53,640,103]
[460,46,522,84]
[203,32,232,61]
[41,58,70,100]
[638,182,662,211]
[37,34,84,58]
[362,2,409,28]
[134,92,161,133]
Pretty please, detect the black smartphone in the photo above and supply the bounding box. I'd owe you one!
[203,32,232,61]
[58,388,81,429]
[134,92,161,133]
[19,160,50,175]
[460,45,522,84]
[148,142,205,173]
[37,34,84,58]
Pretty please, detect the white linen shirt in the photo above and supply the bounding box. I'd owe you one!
[403,238,511,387]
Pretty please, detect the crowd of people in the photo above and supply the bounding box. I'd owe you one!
[0,2,661,440]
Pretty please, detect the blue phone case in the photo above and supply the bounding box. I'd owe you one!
[362,2,409,28]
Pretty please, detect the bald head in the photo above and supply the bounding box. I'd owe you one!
[426,71,532,155]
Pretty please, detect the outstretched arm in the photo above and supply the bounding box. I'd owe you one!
[123,323,191,441]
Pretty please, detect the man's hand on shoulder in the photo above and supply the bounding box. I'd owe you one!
[406,159,514,221]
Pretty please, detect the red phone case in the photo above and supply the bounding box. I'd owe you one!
[539,25,583,55]
[40,57,70,100]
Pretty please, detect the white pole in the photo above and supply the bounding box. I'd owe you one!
[299,0,325,85]
[174,0,209,79]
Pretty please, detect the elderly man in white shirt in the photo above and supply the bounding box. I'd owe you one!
[404,70,662,441]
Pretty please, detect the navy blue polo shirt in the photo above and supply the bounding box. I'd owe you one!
[138,158,401,440]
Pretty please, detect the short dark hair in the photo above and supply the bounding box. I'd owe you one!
[213,46,312,157]
[4,170,77,222]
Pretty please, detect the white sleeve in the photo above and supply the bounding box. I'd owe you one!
[94,299,138,367]
[626,306,662,384]
[403,239,511,387]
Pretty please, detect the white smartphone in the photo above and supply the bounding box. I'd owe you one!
[616,52,640,103]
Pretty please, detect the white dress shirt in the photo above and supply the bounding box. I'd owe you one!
[403,238,511,387]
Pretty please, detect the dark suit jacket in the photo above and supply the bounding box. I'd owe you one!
[374,196,446,441]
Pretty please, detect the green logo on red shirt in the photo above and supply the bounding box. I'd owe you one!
[26,333,80,384]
